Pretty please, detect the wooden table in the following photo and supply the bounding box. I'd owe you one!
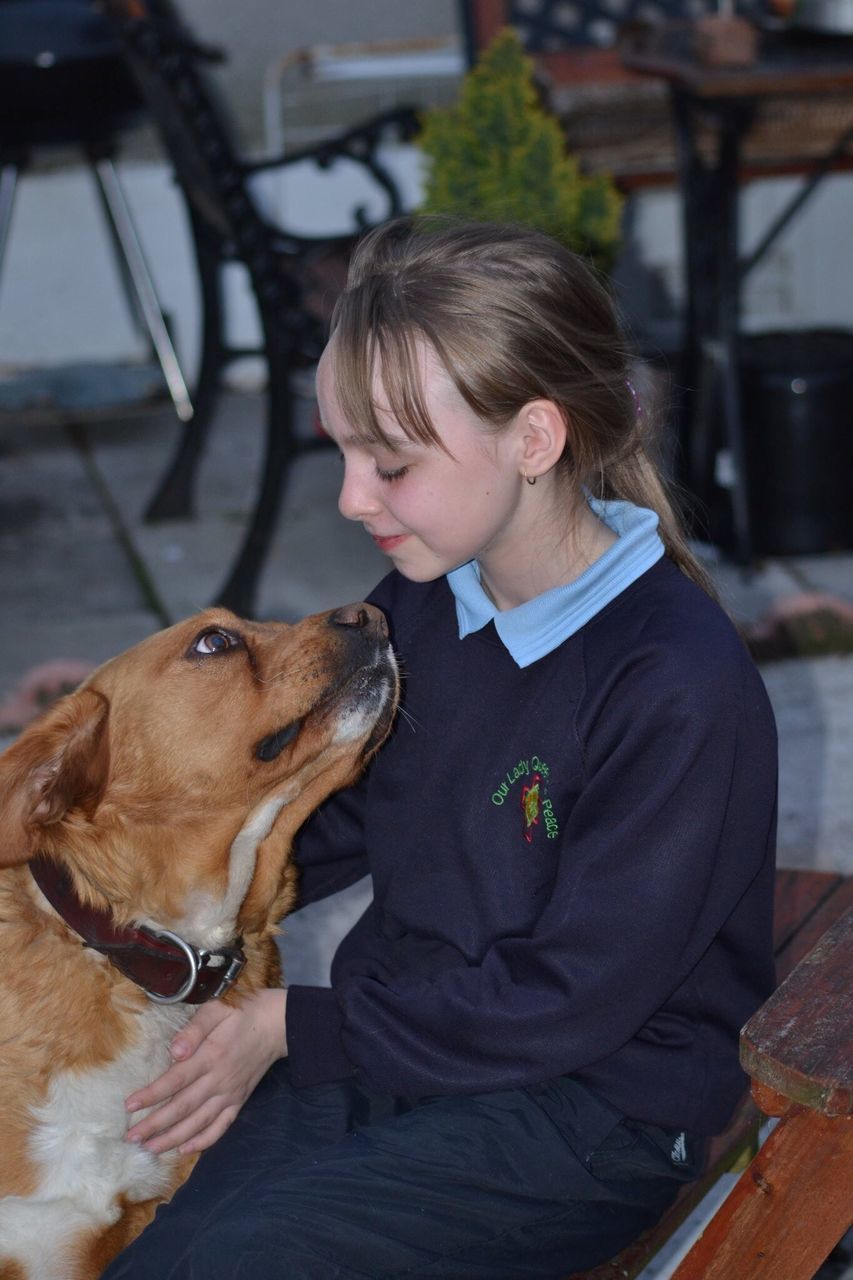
[621,27,853,561]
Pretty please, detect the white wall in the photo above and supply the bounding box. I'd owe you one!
[2,155,850,382]
[0,146,426,384]
[177,0,460,145]
[625,173,853,343]
[4,0,850,373]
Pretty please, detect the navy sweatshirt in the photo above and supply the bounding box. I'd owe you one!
[286,555,778,1136]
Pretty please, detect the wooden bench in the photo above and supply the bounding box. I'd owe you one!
[567,869,853,1280]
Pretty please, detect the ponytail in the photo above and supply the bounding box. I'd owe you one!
[594,442,718,599]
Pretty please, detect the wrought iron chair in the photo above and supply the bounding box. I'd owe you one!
[103,0,418,616]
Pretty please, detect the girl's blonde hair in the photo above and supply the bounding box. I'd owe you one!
[329,216,713,594]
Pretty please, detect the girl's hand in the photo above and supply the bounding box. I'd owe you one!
[125,987,287,1156]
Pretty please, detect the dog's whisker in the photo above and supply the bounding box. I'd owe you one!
[396,707,421,734]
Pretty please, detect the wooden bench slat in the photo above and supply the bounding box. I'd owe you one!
[774,875,853,983]
[772,869,842,954]
[741,905,852,1116]
[670,1107,853,1279]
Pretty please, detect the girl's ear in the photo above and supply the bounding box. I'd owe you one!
[517,399,568,481]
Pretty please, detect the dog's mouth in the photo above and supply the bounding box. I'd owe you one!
[332,651,398,754]
[253,643,398,766]
[256,721,302,763]
[359,651,400,753]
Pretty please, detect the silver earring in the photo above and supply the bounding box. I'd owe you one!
[525,474,536,486]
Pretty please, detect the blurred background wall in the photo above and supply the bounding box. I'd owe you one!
[1,0,851,379]
[179,0,459,145]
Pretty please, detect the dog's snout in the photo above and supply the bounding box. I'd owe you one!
[329,603,389,640]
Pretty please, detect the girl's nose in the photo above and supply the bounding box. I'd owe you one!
[338,464,381,523]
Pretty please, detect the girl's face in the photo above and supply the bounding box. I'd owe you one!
[316,340,528,585]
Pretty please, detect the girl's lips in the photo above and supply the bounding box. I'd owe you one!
[372,533,410,553]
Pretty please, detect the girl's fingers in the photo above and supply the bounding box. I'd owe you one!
[139,1095,233,1156]
[127,1054,226,1141]
[124,992,285,1152]
[177,1106,240,1156]
[126,1003,233,1113]
[127,1081,206,1144]
[170,1000,231,1062]
[125,1056,200,1115]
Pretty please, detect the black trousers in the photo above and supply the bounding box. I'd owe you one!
[103,1062,704,1279]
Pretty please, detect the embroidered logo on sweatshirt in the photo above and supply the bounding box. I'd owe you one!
[671,1133,688,1164]
[491,755,559,843]
[521,775,542,844]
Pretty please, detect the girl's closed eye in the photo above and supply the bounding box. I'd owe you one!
[376,464,410,483]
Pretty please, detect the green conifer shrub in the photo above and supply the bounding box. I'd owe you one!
[418,29,623,274]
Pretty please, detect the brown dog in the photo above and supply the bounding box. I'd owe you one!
[0,603,398,1279]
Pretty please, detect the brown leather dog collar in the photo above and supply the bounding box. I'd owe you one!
[29,855,246,1005]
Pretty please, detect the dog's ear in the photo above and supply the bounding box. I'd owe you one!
[0,689,110,867]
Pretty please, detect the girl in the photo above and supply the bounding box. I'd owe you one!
[106,217,778,1279]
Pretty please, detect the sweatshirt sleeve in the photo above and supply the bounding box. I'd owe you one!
[286,633,777,1098]
[292,774,370,907]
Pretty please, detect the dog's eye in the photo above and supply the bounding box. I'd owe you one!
[193,629,240,655]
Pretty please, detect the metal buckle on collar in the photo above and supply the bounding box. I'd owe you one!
[145,928,201,1004]
[208,948,247,1000]
[144,930,246,1005]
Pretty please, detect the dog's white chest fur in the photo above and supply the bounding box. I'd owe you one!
[0,1003,190,1278]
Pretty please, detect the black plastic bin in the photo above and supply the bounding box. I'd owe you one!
[740,329,853,556]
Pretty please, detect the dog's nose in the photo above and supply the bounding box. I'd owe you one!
[329,603,389,639]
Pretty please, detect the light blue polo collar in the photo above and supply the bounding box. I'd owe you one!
[446,497,664,668]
